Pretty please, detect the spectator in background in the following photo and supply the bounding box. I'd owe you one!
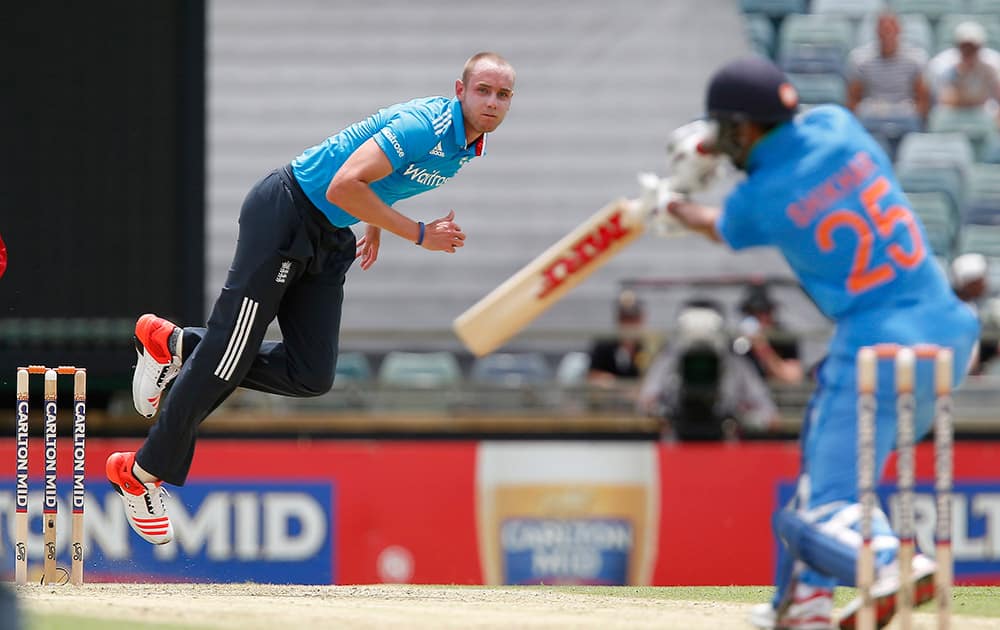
[952,252,989,304]
[587,289,649,385]
[846,11,930,132]
[951,253,997,374]
[732,281,804,385]
[927,21,1000,126]
[636,298,779,441]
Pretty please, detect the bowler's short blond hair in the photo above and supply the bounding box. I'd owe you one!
[461,52,515,85]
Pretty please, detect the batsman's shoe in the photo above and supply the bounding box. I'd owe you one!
[748,603,777,629]
[106,451,173,545]
[748,584,834,630]
[133,313,182,418]
[837,553,936,630]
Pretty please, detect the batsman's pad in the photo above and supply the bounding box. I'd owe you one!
[775,502,898,587]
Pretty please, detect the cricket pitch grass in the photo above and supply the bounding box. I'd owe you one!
[16,583,1000,629]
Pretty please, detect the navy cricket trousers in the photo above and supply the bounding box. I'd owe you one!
[137,166,356,485]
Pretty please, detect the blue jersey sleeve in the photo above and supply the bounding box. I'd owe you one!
[372,109,440,171]
[717,183,770,250]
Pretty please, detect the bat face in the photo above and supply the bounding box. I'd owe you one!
[454,199,647,356]
[537,208,633,299]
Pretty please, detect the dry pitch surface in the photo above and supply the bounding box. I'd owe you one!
[16,583,1000,630]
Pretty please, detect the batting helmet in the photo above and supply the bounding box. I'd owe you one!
[706,56,798,124]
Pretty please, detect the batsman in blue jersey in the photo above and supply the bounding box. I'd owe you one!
[104,52,515,546]
[667,57,978,630]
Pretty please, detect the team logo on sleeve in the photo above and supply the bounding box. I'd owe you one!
[382,128,405,158]
[275,261,293,284]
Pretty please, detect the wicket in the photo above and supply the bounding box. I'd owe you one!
[14,365,87,586]
[856,344,953,630]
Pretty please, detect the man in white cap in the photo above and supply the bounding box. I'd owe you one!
[926,21,1000,120]
[952,252,988,303]
[951,253,999,374]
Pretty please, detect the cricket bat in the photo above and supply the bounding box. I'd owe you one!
[453,120,722,356]
[454,197,660,357]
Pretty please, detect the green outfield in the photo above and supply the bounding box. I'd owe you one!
[29,617,214,630]
[548,585,1000,617]
[19,584,1000,630]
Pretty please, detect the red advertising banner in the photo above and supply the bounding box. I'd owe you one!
[654,441,800,585]
[185,440,482,585]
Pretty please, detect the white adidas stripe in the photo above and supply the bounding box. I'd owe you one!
[215,297,252,378]
[222,299,258,381]
[215,297,259,381]
[432,110,451,136]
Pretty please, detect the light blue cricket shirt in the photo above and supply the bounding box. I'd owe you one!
[291,96,485,227]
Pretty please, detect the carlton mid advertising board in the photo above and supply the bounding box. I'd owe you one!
[476,443,659,586]
[1,439,998,585]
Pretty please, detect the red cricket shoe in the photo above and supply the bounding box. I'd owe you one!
[106,451,173,545]
[132,313,182,418]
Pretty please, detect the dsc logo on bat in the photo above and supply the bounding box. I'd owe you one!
[537,209,635,299]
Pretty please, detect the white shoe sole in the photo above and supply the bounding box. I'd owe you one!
[132,340,181,418]
[837,555,936,629]
[110,480,174,545]
[748,602,776,629]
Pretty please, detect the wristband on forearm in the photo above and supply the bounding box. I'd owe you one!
[415,221,425,246]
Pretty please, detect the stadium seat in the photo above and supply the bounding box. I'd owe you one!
[928,106,997,159]
[896,164,965,218]
[856,13,933,54]
[967,163,1000,204]
[922,224,958,261]
[375,350,463,412]
[906,191,959,258]
[739,0,807,17]
[288,351,373,411]
[744,13,776,58]
[907,191,959,226]
[979,133,1000,164]
[785,72,846,105]
[890,0,966,21]
[778,14,855,74]
[780,46,847,74]
[964,163,1000,225]
[812,0,883,21]
[335,351,373,383]
[895,132,975,182]
[857,112,922,161]
[964,202,1000,225]
[934,14,1000,54]
[959,225,1000,257]
[470,352,553,387]
[0,317,133,347]
[468,352,555,410]
[378,351,462,388]
[988,258,1000,295]
[968,0,1000,15]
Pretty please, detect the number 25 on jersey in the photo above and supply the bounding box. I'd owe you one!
[815,176,926,295]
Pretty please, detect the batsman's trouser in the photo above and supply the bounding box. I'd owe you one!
[137,166,356,485]
[770,309,978,599]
